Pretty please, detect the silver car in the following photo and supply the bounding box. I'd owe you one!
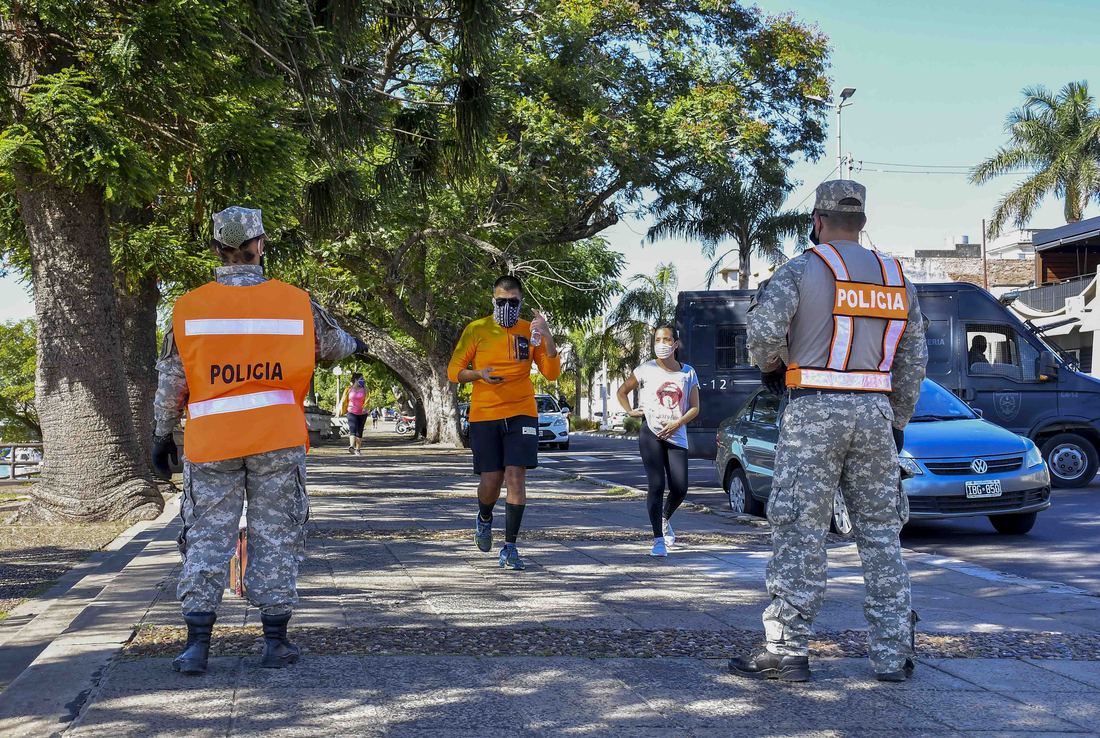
[715,379,1051,535]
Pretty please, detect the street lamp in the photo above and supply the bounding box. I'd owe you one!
[808,87,857,179]
[332,366,344,411]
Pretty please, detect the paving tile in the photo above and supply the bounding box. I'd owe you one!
[68,688,233,737]
[926,658,1098,692]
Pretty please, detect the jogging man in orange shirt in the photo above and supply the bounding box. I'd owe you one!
[448,275,560,570]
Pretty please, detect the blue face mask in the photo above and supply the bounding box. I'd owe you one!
[357,379,365,388]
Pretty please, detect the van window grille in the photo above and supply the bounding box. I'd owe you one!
[715,325,750,369]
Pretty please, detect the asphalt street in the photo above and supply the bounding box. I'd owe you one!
[543,432,1100,595]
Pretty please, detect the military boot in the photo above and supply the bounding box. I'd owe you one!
[259,612,301,668]
[172,612,216,675]
[728,650,810,682]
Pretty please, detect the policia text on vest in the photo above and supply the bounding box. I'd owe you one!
[209,362,284,385]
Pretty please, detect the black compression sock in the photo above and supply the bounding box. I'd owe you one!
[505,503,525,543]
[478,501,495,522]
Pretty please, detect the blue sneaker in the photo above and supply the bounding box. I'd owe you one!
[650,537,668,557]
[499,543,526,570]
[475,515,492,553]
[662,517,676,547]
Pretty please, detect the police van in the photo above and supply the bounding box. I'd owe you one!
[677,282,1100,488]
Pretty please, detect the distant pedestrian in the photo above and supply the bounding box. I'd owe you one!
[728,180,927,683]
[340,373,369,455]
[371,408,380,428]
[152,206,368,675]
[615,326,700,557]
[447,274,561,570]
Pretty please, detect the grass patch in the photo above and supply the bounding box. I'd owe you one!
[603,486,637,497]
[0,521,129,616]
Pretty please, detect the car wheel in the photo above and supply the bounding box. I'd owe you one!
[1041,433,1098,488]
[831,490,854,538]
[725,466,761,516]
[989,511,1038,535]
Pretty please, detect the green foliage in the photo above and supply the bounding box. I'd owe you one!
[972,81,1100,235]
[647,163,810,289]
[0,319,39,441]
[569,416,600,432]
[623,417,642,434]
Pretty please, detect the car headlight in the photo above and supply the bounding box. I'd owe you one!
[898,455,923,477]
[1024,441,1043,468]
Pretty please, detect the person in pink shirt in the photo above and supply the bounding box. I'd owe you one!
[340,372,369,455]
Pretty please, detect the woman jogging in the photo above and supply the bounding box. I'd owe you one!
[616,326,700,557]
[339,372,369,455]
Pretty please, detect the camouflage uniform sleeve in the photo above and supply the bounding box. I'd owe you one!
[889,280,929,429]
[747,255,807,370]
[311,301,358,362]
[153,328,189,436]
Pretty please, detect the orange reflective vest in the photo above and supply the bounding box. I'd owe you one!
[173,280,316,462]
[785,243,909,392]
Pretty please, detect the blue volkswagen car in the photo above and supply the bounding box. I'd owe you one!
[715,379,1052,535]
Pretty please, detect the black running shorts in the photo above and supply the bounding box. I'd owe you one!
[468,415,538,473]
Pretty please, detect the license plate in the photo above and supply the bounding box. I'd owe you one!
[965,479,1002,499]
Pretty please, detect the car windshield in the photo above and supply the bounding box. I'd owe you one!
[910,379,976,421]
[536,396,560,414]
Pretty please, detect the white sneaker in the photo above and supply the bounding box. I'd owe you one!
[650,537,668,557]
[662,518,676,547]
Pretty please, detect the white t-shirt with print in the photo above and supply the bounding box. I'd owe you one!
[633,360,699,449]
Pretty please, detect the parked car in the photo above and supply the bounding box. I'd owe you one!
[609,411,628,430]
[383,407,397,421]
[536,394,570,450]
[715,378,1052,535]
[458,403,470,446]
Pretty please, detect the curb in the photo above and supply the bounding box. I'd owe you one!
[537,465,768,530]
[0,496,182,736]
[571,430,639,441]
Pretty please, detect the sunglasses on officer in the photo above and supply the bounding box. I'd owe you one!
[492,297,522,308]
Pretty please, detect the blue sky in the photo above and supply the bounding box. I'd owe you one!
[1,0,1097,319]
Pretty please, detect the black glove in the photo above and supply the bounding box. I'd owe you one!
[152,433,179,480]
[761,362,786,395]
[353,337,369,358]
[892,426,904,453]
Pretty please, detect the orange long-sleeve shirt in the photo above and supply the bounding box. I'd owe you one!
[447,316,561,422]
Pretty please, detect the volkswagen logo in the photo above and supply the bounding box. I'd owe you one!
[971,458,988,474]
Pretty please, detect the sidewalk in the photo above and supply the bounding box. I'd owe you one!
[1,438,1098,736]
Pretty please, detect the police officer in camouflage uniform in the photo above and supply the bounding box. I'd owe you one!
[152,206,367,675]
[729,180,927,682]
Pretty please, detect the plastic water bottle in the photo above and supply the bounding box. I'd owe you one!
[530,325,542,346]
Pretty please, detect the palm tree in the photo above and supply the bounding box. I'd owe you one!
[646,166,809,289]
[561,320,608,419]
[971,81,1100,235]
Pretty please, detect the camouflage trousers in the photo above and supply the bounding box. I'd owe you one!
[763,393,912,672]
[177,446,309,616]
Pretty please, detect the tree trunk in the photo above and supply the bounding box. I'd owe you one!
[116,272,160,469]
[738,248,751,289]
[346,316,463,447]
[419,361,462,446]
[12,170,162,523]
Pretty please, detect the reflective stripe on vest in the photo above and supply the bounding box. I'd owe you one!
[786,367,893,392]
[188,389,297,419]
[173,279,316,463]
[873,250,908,371]
[185,318,305,336]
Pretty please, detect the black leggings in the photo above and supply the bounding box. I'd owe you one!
[638,423,689,538]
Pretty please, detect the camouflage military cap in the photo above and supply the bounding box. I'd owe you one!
[212,206,265,249]
[814,180,866,214]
